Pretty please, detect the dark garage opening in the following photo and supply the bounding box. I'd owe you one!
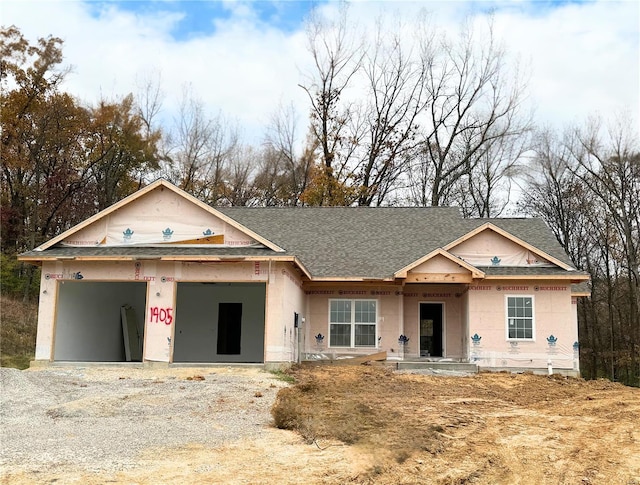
[173,282,265,363]
[54,281,147,362]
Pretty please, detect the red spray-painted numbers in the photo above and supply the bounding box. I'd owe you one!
[150,307,173,325]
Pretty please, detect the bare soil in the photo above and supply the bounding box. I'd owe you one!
[273,366,640,484]
[3,365,639,485]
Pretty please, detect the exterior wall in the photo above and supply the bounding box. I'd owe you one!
[571,296,581,373]
[303,284,465,361]
[35,262,62,360]
[304,285,402,358]
[264,263,307,364]
[34,259,278,363]
[468,280,577,371]
[401,284,465,360]
[34,259,580,371]
[461,289,470,361]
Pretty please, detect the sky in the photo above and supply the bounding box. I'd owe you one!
[2,0,639,146]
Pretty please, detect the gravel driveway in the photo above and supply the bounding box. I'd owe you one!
[0,366,289,481]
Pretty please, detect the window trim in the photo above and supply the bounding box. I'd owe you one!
[328,298,378,348]
[505,294,536,341]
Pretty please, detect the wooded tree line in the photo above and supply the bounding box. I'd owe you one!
[1,16,638,385]
[521,123,639,386]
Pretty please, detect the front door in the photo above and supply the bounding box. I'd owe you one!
[419,303,443,357]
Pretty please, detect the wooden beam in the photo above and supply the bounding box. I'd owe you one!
[405,273,473,284]
[160,234,225,245]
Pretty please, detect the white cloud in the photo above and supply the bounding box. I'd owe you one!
[492,1,639,130]
[3,0,638,145]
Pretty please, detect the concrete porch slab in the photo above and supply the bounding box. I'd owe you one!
[396,361,479,373]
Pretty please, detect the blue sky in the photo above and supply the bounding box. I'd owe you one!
[86,1,322,40]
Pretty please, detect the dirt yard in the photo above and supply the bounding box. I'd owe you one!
[2,365,639,485]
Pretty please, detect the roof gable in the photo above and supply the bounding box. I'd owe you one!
[394,249,484,282]
[37,180,284,252]
[445,223,572,271]
[395,249,485,279]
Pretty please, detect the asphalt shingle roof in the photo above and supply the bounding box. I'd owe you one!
[218,207,470,278]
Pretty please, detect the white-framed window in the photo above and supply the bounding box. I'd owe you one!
[329,299,377,347]
[506,295,535,340]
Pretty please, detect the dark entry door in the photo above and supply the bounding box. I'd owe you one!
[419,303,443,357]
[217,303,242,354]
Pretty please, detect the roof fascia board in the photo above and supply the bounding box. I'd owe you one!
[443,222,573,271]
[35,180,285,253]
[305,281,403,287]
[483,274,591,281]
[20,252,312,279]
[292,257,312,280]
[310,276,396,282]
[394,248,485,279]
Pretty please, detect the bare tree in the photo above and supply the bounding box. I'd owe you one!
[408,17,531,208]
[521,118,640,385]
[356,18,427,206]
[135,69,164,143]
[222,145,257,206]
[262,103,316,206]
[163,86,238,204]
[299,3,365,204]
[569,117,640,385]
[450,131,528,217]
[520,128,596,266]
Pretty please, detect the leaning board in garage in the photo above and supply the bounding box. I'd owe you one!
[121,305,142,361]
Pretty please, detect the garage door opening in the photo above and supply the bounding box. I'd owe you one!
[173,282,265,363]
[54,281,147,362]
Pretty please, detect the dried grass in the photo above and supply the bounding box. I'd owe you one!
[271,366,443,459]
[0,295,38,369]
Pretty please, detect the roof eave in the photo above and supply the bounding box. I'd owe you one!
[309,276,396,283]
[483,273,591,281]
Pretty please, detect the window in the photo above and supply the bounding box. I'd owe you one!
[329,299,377,347]
[506,296,534,340]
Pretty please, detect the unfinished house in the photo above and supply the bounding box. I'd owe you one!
[20,179,590,374]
